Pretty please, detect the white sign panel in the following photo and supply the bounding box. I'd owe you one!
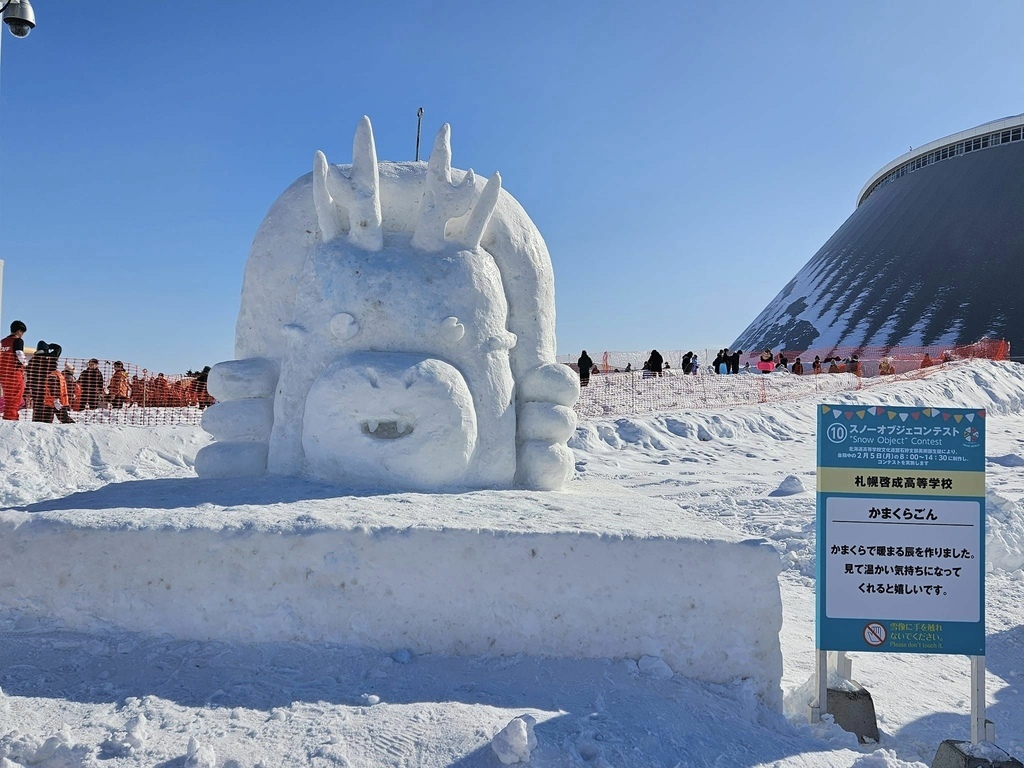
[824,496,981,623]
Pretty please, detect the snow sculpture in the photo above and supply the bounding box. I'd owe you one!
[196,116,578,491]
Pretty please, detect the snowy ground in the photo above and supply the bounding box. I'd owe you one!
[2,360,1023,767]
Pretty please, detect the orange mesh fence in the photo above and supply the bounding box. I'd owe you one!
[568,339,1011,420]
[576,368,863,419]
[770,337,1010,377]
[1,356,213,426]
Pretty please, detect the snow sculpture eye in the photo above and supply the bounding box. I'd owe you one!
[441,316,465,342]
[487,331,517,352]
[331,312,359,341]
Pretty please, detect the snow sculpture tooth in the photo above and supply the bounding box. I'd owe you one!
[411,124,482,251]
[458,171,501,250]
[441,316,465,342]
[311,116,382,251]
[365,367,380,388]
[396,419,409,435]
[367,419,379,433]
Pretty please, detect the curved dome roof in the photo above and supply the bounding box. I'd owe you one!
[733,128,1024,355]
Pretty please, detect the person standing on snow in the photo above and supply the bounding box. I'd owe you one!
[728,349,743,375]
[62,362,82,411]
[79,358,105,409]
[577,350,594,387]
[25,341,53,415]
[33,343,74,424]
[0,320,28,420]
[109,361,130,409]
[646,349,664,376]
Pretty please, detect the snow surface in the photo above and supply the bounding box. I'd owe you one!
[2,360,1024,767]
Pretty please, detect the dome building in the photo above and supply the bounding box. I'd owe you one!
[733,116,1024,356]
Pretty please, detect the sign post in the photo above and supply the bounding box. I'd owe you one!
[815,404,987,741]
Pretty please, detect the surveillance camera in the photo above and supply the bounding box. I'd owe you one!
[2,0,35,38]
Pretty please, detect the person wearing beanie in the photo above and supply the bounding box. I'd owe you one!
[24,341,52,416]
[79,358,105,410]
[109,361,130,409]
[62,362,82,412]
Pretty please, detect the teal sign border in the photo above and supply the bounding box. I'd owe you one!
[816,404,985,655]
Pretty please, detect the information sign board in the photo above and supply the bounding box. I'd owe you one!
[816,404,985,655]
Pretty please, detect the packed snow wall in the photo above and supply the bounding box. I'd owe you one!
[0,485,785,708]
[196,117,578,492]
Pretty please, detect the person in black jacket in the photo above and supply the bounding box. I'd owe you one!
[24,341,52,415]
[728,349,743,374]
[79,358,105,409]
[646,349,663,376]
[577,350,594,387]
[712,349,725,374]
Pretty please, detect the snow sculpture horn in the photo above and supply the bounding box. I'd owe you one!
[196,116,579,492]
[312,115,382,250]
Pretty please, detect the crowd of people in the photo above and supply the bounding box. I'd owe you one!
[572,344,950,386]
[0,320,214,423]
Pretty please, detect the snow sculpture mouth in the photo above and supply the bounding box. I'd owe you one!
[302,352,476,489]
[362,419,414,439]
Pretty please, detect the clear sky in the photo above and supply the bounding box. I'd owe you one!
[0,0,1022,373]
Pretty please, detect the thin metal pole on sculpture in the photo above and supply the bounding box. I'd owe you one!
[415,107,424,161]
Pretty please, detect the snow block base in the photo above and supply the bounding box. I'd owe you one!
[931,740,1023,768]
[827,686,880,744]
[0,477,784,707]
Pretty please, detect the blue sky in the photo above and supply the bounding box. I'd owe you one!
[0,0,1022,373]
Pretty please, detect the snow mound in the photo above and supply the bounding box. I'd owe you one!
[986,490,1024,572]
[769,475,807,497]
[491,714,537,765]
[989,453,1024,467]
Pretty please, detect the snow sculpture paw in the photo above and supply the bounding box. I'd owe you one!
[194,358,279,479]
[196,116,578,491]
[516,363,580,490]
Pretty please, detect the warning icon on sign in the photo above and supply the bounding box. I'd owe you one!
[863,622,887,647]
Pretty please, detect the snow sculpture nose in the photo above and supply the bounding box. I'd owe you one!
[302,352,477,490]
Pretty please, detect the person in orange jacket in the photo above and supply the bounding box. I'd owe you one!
[34,344,74,424]
[62,362,82,411]
[109,361,130,408]
[0,320,28,420]
[921,353,934,368]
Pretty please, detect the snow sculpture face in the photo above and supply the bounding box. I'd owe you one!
[196,116,579,492]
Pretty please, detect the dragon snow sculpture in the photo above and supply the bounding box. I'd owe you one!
[195,117,579,491]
